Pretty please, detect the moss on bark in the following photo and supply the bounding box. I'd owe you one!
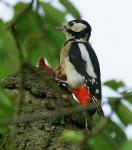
[1,65,86,150]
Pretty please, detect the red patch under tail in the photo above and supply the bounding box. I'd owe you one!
[71,85,91,106]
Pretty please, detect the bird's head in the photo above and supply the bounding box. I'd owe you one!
[56,20,92,41]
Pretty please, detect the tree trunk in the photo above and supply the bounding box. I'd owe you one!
[1,65,86,150]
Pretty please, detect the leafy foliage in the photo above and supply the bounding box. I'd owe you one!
[0,22,19,78]
[108,97,132,125]
[0,88,14,134]
[121,140,132,150]
[59,0,81,19]
[104,80,125,91]
[0,0,131,150]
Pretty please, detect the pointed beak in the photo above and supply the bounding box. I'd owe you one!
[55,25,67,32]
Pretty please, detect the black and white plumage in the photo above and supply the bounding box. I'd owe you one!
[57,20,104,118]
[69,42,101,100]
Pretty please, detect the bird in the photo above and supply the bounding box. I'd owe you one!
[55,20,104,131]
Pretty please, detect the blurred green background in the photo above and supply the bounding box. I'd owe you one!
[0,0,132,149]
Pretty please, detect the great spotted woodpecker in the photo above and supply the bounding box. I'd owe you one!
[56,20,104,130]
[38,20,104,131]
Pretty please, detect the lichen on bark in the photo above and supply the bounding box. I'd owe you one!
[1,65,86,150]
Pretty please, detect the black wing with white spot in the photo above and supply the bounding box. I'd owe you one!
[69,42,101,98]
[83,42,102,101]
[69,42,103,116]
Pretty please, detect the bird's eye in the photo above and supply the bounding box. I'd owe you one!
[69,22,74,26]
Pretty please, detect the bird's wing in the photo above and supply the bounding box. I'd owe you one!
[69,42,103,116]
[69,42,102,100]
[84,43,101,78]
[69,42,87,76]
[84,42,102,100]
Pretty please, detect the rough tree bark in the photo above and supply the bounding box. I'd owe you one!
[0,65,88,150]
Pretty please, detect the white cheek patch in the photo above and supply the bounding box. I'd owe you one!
[71,23,87,32]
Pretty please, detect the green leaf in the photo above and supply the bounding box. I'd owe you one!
[108,97,120,106]
[109,98,132,125]
[25,34,60,67]
[103,120,127,145]
[0,27,19,79]
[0,89,13,118]
[23,18,65,67]
[59,0,81,19]
[104,80,125,90]
[0,126,9,135]
[0,19,5,26]
[121,140,132,150]
[39,27,65,67]
[89,120,127,150]
[92,112,101,126]
[40,2,65,25]
[121,91,132,104]
[12,4,42,42]
[116,102,132,126]
[89,134,115,150]
[10,2,65,67]
[10,3,45,64]
[0,89,14,134]
[12,2,27,20]
[61,130,84,144]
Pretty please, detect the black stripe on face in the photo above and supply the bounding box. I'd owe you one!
[67,29,91,40]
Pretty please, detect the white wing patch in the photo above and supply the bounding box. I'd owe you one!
[78,43,97,78]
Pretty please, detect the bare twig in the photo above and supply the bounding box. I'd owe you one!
[9,25,25,117]
[8,0,35,115]
[10,25,24,64]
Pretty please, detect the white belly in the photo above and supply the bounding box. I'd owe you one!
[63,57,83,88]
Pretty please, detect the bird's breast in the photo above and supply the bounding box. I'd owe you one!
[62,57,83,88]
